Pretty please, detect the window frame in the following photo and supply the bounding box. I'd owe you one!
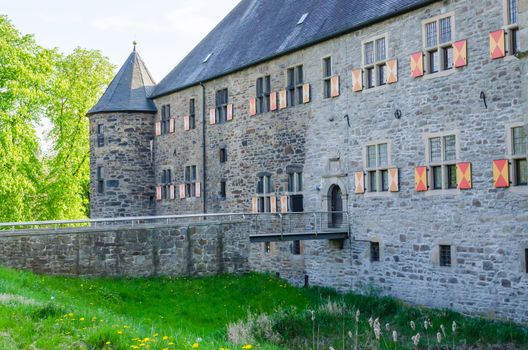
[215,88,228,124]
[219,147,227,163]
[425,131,460,191]
[364,141,391,193]
[439,245,452,267]
[322,56,332,99]
[256,175,273,212]
[160,104,171,135]
[286,65,304,107]
[370,241,380,262]
[97,124,104,147]
[361,34,388,89]
[219,180,227,199]
[96,166,105,194]
[422,13,456,75]
[256,75,271,114]
[189,98,196,130]
[161,169,172,200]
[184,165,197,197]
[503,0,520,56]
[506,124,527,187]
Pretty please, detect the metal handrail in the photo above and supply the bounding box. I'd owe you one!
[0,211,350,235]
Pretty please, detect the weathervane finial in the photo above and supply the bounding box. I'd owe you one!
[132,40,137,51]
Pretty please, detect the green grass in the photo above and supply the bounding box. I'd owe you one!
[0,267,525,349]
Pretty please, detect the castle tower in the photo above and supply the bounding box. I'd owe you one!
[87,45,157,218]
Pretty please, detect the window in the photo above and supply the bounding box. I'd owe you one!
[219,180,226,199]
[525,248,528,273]
[189,99,196,129]
[424,15,454,73]
[256,175,273,212]
[287,65,304,107]
[291,240,301,255]
[427,134,458,190]
[363,37,387,88]
[185,165,197,197]
[370,242,380,262]
[97,124,104,147]
[161,104,170,135]
[256,76,271,114]
[219,147,227,163]
[439,245,452,267]
[505,0,520,55]
[96,166,104,194]
[323,57,332,98]
[511,126,527,186]
[288,172,303,212]
[215,88,228,124]
[366,143,389,192]
[161,169,172,200]
[264,242,271,254]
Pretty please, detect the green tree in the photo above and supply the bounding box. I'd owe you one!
[0,15,114,221]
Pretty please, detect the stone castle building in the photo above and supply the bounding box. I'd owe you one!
[88,0,528,322]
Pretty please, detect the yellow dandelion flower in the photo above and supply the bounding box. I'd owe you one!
[106,341,111,345]
[143,338,150,342]
[117,330,123,335]
[130,346,139,349]
[79,317,85,321]
[192,343,200,348]
[91,317,97,322]
[242,345,253,350]
[162,336,169,341]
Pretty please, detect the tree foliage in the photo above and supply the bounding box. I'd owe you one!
[0,15,114,221]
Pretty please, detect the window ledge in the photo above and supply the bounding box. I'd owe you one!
[503,55,520,62]
[422,69,456,80]
[363,191,394,198]
[508,186,528,195]
[423,188,460,197]
[362,84,389,94]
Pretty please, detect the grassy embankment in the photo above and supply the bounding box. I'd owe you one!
[0,267,525,349]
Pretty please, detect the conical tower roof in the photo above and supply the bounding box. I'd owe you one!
[88,46,157,115]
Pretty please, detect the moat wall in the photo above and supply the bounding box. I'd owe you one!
[0,223,527,324]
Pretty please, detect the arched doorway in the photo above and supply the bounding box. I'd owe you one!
[329,185,343,228]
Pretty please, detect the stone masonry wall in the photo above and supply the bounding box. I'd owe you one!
[0,223,250,277]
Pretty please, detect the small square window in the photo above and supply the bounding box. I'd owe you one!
[264,242,271,254]
[370,242,380,262]
[219,147,227,163]
[439,245,452,267]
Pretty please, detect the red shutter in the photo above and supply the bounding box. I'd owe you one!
[169,184,175,200]
[415,166,428,191]
[270,91,277,111]
[386,59,398,84]
[457,162,472,190]
[270,195,277,213]
[169,118,175,133]
[227,103,233,120]
[156,185,162,201]
[490,30,506,59]
[179,184,186,199]
[280,195,288,213]
[209,108,216,124]
[453,40,467,68]
[249,98,257,116]
[195,182,201,197]
[302,83,310,103]
[388,168,399,192]
[251,196,258,213]
[355,171,365,194]
[279,90,287,109]
[331,75,340,97]
[352,69,363,92]
[183,116,190,131]
[411,52,424,78]
[493,159,510,188]
[155,122,161,136]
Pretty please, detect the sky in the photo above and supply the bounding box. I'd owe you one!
[0,0,240,81]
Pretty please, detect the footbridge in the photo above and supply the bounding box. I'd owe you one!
[0,211,350,242]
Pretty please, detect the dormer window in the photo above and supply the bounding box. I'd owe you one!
[203,53,212,63]
[297,13,309,25]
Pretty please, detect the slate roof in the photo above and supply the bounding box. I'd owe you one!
[88,48,157,115]
[151,0,438,98]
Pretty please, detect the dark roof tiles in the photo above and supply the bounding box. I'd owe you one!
[151,0,437,97]
[88,49,157,115]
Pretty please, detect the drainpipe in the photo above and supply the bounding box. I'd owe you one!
[200,82,207,214]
